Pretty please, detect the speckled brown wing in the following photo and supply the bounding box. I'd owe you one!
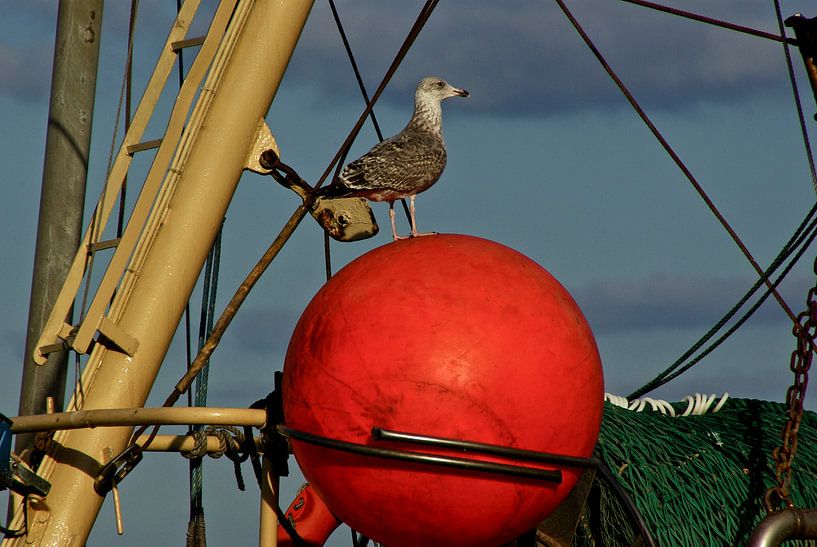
[339,129,447,198]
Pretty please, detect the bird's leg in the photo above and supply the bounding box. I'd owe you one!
[388,202,402,241]
[408,195,436,237]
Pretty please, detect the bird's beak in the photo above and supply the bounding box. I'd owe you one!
[453,87,470,98]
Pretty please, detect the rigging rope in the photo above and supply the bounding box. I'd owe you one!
[117,0,138,238]
[553,0,817,392]
[619,0,817,395]
[323,0,417,279]
[186,228,221,546]
[327,0,384,143]
[631,200,817,397]
[174,3,223,541]
[619,0,798,46]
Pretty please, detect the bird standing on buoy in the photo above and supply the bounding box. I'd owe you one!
[316,76,469,241]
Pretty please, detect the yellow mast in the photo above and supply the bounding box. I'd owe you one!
[4,0,313,544]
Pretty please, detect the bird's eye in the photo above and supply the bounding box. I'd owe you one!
[436,81,444,87]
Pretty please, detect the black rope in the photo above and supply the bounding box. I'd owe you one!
[315,0,440,193]
[553,0,804,339]
[619,0,798,46]
[594,460,658,547]
[116,0,138,238]
[327,0,384,143]
[656,215,817,388]
[607,0,817,396]
[324,0,415,277]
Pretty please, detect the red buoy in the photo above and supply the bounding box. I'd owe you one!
[283,234,603,546]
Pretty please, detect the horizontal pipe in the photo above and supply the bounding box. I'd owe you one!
[278,424,562,483]
[9,407,266,434]
[137,434,222,453]
[749,508,817,546]
[372,426,597,469]
[135,433,260,453]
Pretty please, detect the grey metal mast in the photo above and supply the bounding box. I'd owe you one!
[17,0,103,451]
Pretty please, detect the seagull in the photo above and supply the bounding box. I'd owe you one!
[316,76,469,241]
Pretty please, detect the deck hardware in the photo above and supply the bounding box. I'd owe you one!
[260,149,379,242]
[94,444,143,496]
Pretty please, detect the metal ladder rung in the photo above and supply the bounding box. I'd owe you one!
[126,139,162,155]
[38,341,70,357]
[171,36,206,52]
[87,238,121,253]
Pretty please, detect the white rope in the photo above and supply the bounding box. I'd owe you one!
[604,392,730,417]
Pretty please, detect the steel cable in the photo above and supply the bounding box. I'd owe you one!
[632,207,817,397]
[619,0,798,46]
[631,199,817,397]
[553,0,800,332]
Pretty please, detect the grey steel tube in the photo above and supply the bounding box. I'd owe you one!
[17,0,103,450]
[748,508,817,546]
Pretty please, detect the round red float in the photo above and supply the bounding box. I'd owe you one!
[283,234,603,546]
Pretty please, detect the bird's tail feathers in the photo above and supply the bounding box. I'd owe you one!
[312,182,352,198]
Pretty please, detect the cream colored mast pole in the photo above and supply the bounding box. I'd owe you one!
[4,0,313,544]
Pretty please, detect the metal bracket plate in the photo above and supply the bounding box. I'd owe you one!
[245,118,280,175]
[310,196,379,242]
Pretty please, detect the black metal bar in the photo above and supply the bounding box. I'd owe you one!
[593,460,658,547]
[371,426,656,547]
[371,427,597,469]
[278,423,659,545]
[277,425,562,483]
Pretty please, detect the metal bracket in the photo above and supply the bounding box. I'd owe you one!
[245,118,280,175]
[1,415,51,498]
[37,317,139,363]
[8,459,51,498]
[310,196,380,242]
[94,444,143,496]
[35,323,75,363]
[258,149,379,242]
[97,317,139,357]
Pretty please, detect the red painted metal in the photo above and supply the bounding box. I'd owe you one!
[283,234,604,546]
[277,483,342,546]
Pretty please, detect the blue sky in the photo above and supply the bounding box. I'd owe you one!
[2,0,817,544]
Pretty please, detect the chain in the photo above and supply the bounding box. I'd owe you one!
[765,256,817,512]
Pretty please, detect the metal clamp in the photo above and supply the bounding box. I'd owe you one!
[94,444,143,496]
[1,414,50,498]
[259,149,379,242]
